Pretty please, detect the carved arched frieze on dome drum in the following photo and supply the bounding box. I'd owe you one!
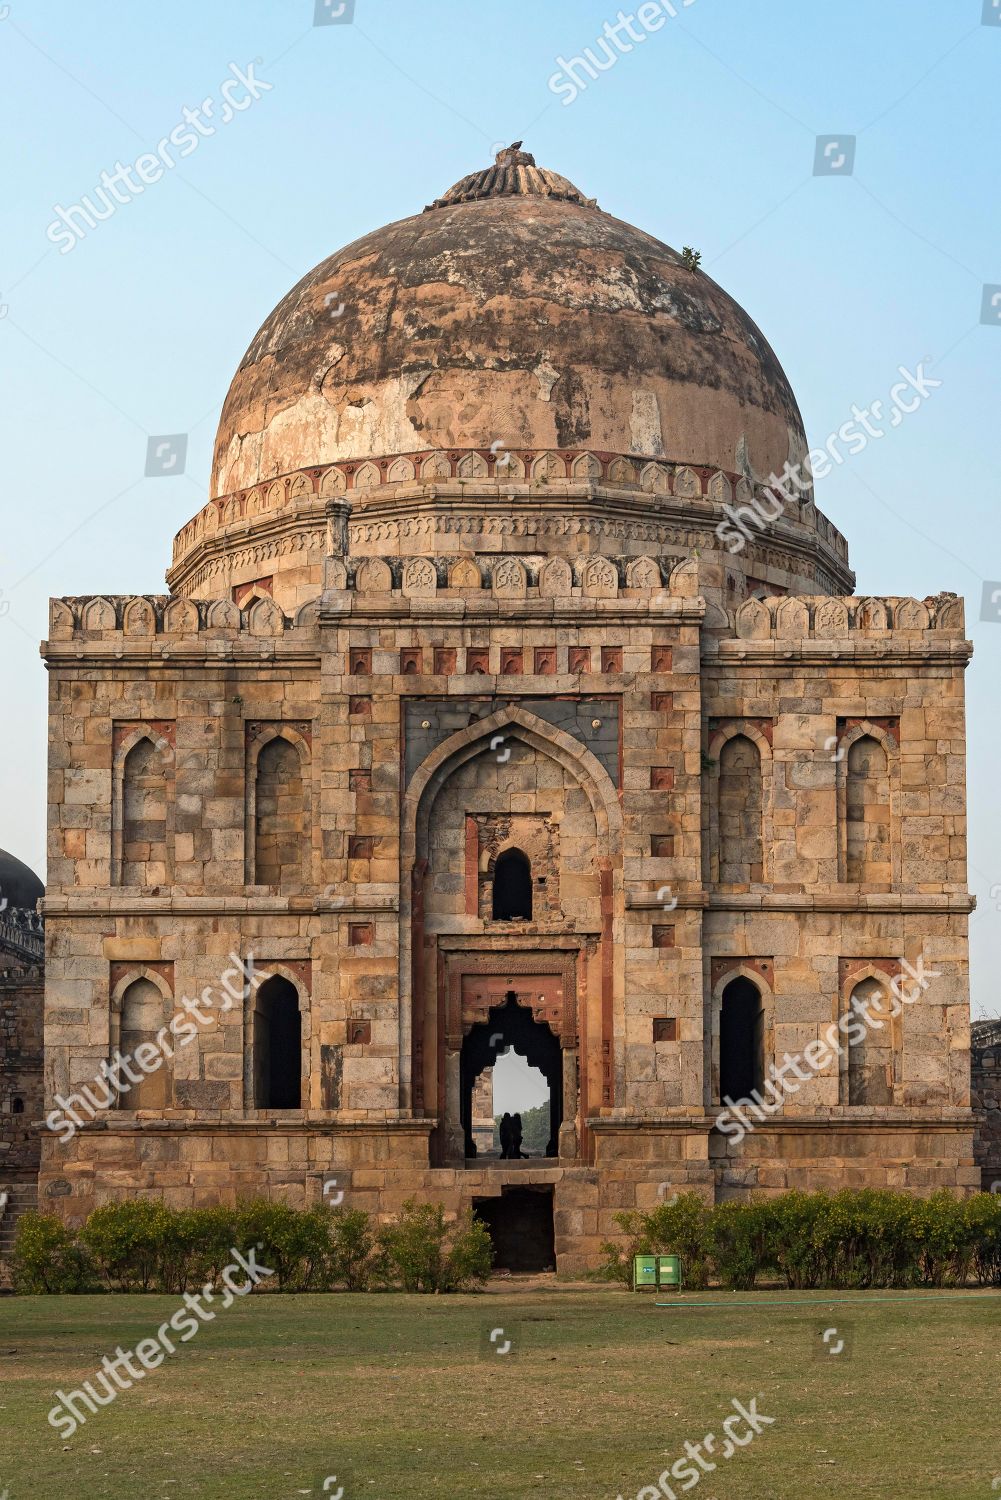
[447,556,483,590]
[421,451,453,481]
[538,555,573,598]
[456,453,488,480]
[354,461,381,491]
[580,555,619,599]
[401,556,438,598]
[624,555,663,591]
[606,456,637,487]
[673,466,701,499]
[320,465,348,497]
[640,461,670,494]
[572,453,602,482]
[353,557,394,594]
[491,556,528,599]
[708,471,732,506]
[388,456,417,483]
[530,452,566,483]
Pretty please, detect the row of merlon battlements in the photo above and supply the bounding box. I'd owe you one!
[46,578,966,640]
[169,452,850,564]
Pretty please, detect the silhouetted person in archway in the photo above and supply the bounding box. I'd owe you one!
[511,1112,526,1158]
[499,1112,514,1158]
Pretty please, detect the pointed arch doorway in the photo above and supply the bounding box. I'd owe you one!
[460,992,562,1159]
[433,955,580,1167]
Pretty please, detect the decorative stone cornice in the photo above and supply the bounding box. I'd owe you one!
[166,448,853,593]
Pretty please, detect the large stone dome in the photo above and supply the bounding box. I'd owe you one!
[169,147,852,604]
[211,147,807,499]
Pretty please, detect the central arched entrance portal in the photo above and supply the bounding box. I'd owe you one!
[460,992,562,1160]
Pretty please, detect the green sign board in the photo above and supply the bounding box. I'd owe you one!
[632,1254,658,1289]
[657,1254,682,1288]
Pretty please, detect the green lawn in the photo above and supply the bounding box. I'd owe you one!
[2,1285,1000,1499]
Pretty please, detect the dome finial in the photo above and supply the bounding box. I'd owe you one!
[495,141,534,168]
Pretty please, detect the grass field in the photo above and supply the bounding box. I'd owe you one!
[2,1283,1000,1499]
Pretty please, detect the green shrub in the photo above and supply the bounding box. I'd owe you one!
[12,1212,95,1294]
[964,1191,1001,1285]
[377,1200,493,1292]
[80,1199,174,1292]
[161,1206,238,1293]
[708,1200,772,1290]
[236,1199,332,1291]
[326,1208,376,1291]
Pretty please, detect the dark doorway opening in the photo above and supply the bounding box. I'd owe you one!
[492,849,533,920]
[719,976,764,1101]
[474,1186,555,1272]
[460,992,561,1159]
[253,975,302,1108]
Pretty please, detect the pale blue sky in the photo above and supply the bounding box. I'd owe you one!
[2,0,999,1012]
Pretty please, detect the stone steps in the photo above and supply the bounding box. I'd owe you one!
[0,1180,39,1258]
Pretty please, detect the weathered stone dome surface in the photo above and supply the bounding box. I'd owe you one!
[210,148,808,500]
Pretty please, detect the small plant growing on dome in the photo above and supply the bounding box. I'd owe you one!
[682,246,702,272]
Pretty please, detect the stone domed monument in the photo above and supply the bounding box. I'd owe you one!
[40,148,975,1268]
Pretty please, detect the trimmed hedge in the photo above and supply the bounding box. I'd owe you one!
[12,1198,492,1295]
[598,1189,1001,1289]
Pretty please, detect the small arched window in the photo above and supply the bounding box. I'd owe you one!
[253,976,302,1108]
[12,1097,24,1114]
[846,735,890,886]
[492,849,533,921]
[719,977,764,1102]
[847,978,894,1105]
[118,977,169,1110]
[254,737,304,888]
[122,736,170,887]
[717,734,763,886]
